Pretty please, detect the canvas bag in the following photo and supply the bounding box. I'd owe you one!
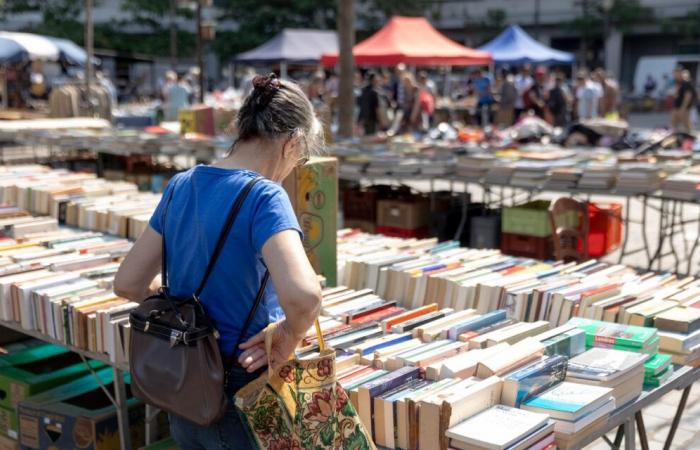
[235,321,376,450]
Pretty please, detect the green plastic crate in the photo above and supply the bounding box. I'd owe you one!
[502,200,579,238]
[502,200,552,237]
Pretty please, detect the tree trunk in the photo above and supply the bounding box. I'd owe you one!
[337,0,355,138]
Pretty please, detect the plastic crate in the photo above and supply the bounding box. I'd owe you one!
[470,213,502,249]
[377,225,429,239]
[501,232,553,260]
[581,202,623,257]
[343,186,379,221]
[502,200,552,237]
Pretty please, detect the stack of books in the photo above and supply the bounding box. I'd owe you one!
[521,381,615,448]
[643,353,673,387]
[545,167,582,191]
[578,164,617,190]
[567,317,659,355]
[456,154,495,181]
[509,161,552,189]
[446,404,555,450]
[654,306,700,365]
[566,347,647,406]
[661,172,700,201]
[615,163,663,194]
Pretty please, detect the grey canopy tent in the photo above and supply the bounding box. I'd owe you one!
[234,29,338,77]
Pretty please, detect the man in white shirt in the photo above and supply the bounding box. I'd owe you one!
[514,65,533,120]
[575,71,600,120]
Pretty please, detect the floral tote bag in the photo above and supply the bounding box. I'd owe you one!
[235,321,376,450]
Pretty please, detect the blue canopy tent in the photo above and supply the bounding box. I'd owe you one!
[478,25,575,65]
[234,29,338,77]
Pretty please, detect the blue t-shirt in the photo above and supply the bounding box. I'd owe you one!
[473,76,493,104]
[149,165,301,356]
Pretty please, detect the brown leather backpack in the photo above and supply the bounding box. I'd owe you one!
[129,176,269,426]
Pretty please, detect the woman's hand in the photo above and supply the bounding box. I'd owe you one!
[238,320,304,373]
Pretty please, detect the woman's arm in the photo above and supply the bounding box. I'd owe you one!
[239,229,322,371]
[113,227,163,301]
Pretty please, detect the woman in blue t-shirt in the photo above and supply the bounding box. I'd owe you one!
[114,73,323,449]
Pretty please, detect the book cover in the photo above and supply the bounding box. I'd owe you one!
[446,309,507,340]
[566,348,648,382]
[541,328,586,358]
[445,404,550,450]
[357,366,421,438]
[567,317,656,350]
[502,355,568,407]
[521,381,613,421]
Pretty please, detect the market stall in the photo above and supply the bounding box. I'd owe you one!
[477,25,575,66]
[320,16,492,66]
[234,28,338,77]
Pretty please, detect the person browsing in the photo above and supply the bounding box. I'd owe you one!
[114,73,323,449]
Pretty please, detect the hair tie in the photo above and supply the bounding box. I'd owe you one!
[251,73,280,111]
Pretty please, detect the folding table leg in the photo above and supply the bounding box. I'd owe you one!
[636,411,650,450]
[663,385,692,450]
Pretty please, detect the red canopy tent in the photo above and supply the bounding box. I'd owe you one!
[321,16,492,66]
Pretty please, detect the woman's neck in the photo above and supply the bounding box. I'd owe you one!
[212,140,281,181]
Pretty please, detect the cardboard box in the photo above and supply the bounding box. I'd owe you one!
[178,105,215,136]
[0,347,104,410]
[283,157,338,286]
[376,196,430,230]
[0,406,17,440]
[0,433,18,450]
[343,219,376,234]
[18,368,145,450]
[213,107,237,135]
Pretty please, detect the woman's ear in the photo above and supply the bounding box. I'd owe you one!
[281,135,299,160]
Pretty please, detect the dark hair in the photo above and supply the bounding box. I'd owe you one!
[235,73,322,153]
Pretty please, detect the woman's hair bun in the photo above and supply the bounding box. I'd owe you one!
[251,73,280,110]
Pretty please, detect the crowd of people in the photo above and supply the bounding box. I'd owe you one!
[327,63,698,137]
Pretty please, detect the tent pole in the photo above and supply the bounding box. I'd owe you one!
[84,0,94,116]
[280,61,288,79]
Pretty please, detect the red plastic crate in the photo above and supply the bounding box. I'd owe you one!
[377,225,429,239]
[501,232,554,260]
[578,203,622,257]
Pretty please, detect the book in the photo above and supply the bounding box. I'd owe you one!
[430,343,509,380]
[565,347,648,382]
[501,354,568,407]
[654,306,700,334]
[540,327,587,358]
[553,397,616,434]
[418,376,502,450]
[567,317,657,351]
[356,366,421,438]
[644,353,672,377]
[521,381,614,421]
[445,309,507,340]
[475,338,545,378]
[445,404,550,450]
[373,378,428,448]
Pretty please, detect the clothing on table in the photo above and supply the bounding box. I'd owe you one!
[576,81,600,120]
[148,166,301,358]
[166,82,191,121]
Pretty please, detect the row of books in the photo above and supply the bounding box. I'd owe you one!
[0,165,158,240]
[337,230,700,366]
[0,207,135,366]
[305,283,673,450]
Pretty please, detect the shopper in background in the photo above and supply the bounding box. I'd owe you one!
[596,68,619,119]
[514,64,534,120]
[472,69,494,126]
[416,71,436,131]
[671,66,697,133]
[115,73,322,449]
[399,72,419,133]
[523,66,547,119]
[575,70,599,121]
[161,70,177,101]
[496,68,517,127]
[547,72,570,127]
[358,71,382,135]
[164,73,191,121]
